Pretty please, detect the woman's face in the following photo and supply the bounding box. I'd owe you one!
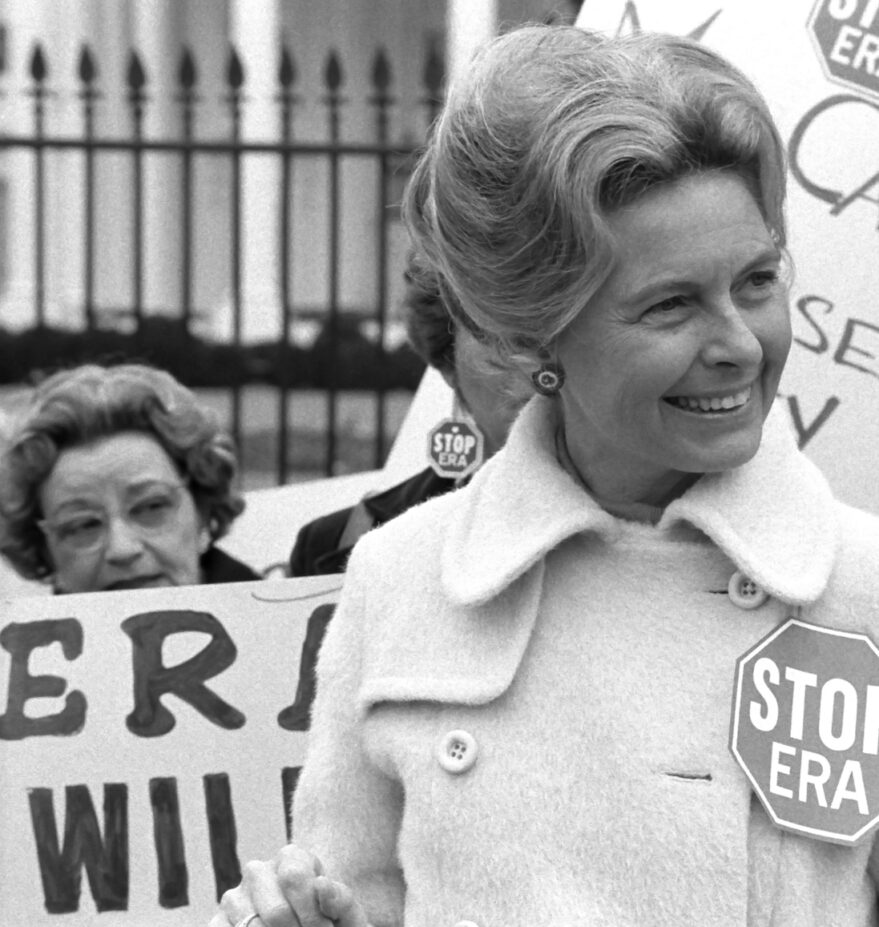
[38,431,209,593]
[556,171,791,504]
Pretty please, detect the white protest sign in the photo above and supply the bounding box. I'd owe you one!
[576,0,879,514]
[730,618,879,845]
[383,366,455,482]
[0,576,341,925]
[220,469,387,576]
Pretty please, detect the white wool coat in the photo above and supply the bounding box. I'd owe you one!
[291,398,879,927]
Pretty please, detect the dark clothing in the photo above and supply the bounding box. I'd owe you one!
[289,467,456,577]
[283,466,458,730]
[201,545,261,584]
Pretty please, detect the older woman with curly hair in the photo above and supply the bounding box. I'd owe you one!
[0,362,259,593]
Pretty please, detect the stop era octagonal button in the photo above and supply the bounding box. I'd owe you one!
[730,618,879,845]
[427,419,484,480]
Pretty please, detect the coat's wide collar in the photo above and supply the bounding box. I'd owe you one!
[441,397,838,607]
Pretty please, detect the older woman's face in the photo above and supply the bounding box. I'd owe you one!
[556,171,791,504]
[38,432,208,593]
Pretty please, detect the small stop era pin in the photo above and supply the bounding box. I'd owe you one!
[427,418,484,480]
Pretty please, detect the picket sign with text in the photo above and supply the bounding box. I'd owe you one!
[0,577,340,926]
[576,0,879,515]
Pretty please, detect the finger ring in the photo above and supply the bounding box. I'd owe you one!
[234,916,261,927]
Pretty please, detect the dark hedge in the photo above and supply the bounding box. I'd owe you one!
[0,315,425,391]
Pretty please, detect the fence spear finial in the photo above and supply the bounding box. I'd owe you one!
[226,45,245,92]
[423,35,444,99]
[324,50,343,94]
[371,48,392,96]
[278,44,296,90]
[178,46,198,91]
[29,42,48,83]
[78,44,97,86]
[126,50,147,94]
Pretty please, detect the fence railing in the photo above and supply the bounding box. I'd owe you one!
[0,37,446,485]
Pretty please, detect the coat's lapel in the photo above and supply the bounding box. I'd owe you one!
[357,560,544,712]
[659,404,838,604]
[441,398,617,606]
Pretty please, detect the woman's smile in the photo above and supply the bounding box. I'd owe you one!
[663,385,752,414]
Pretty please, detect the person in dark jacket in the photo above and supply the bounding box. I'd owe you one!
[289,251,517,578]
[281,252,520,727]
[0,362,259,593]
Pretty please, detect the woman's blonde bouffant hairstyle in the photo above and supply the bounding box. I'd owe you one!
[0,363,245,581]
[403,24,787,372]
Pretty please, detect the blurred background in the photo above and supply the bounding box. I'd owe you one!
[0,0,582,489]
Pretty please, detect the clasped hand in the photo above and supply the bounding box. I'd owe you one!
[210,845,369,927]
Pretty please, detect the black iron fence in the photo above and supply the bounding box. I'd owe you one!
[0,37,446,485]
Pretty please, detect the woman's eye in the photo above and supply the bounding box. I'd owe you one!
[749,269,778,286]
[131,496,174,523]
[741,269,780,301]
[58,516,103,540]
[645,295,685,316]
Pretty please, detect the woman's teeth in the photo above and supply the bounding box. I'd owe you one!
[667,387,751,413]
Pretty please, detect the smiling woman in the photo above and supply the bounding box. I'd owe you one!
[212,23,879,927]
[0,363,260,593]
[553,171,792,508]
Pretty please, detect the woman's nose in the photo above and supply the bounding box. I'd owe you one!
[700,304,763,370]
[103,516,145,561]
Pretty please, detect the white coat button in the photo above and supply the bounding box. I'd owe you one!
[728,571,769,609]
[437,730,478,774]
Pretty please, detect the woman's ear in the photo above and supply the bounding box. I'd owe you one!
[192,497,213,555]
[197,522,211,555]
